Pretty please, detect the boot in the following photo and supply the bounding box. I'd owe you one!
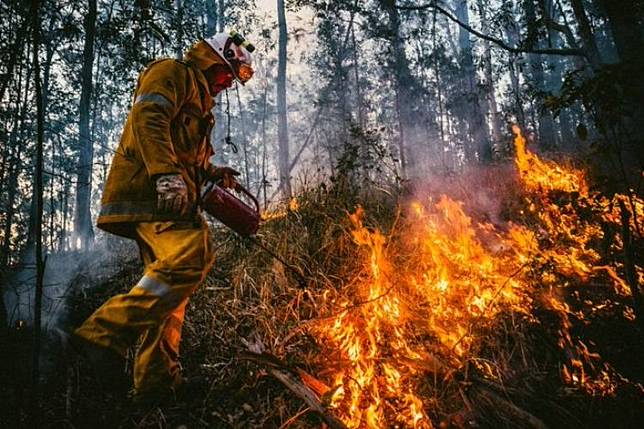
[57,328,129,395]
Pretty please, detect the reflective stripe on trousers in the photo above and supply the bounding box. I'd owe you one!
[74,220,214,393]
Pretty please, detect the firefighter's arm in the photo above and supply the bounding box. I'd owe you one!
[131,60,189,178]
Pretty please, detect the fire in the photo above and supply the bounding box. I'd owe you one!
[316,201,534,427]
[310,126,641,427]
[512,125,588,196]
[261,197,301,221]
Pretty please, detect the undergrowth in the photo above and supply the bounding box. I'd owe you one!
[1,172,642,428]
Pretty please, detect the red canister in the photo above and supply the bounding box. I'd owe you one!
[201,182,260,237]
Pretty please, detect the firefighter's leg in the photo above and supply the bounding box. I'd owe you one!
[132,298,187,394]
[74,221,214,375]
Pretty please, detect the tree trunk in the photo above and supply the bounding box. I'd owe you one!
[29,0,46,414]
[1,146,23,267]
[477,0,502,156]
[570,0,602,69]
[73,0,97,249]
[206,0,225,164]
[174,0,184,59]
[24,38,55,263]
[0,4,30,104]
[455,0,491,162]
[596,0,644,168]
[1,59,31,267]
[524,0,557,150]
[381,0,416,176]
[206,0,218,35]
[277,0,291,197]
[506,10,526,127]
[596,0,643,66]
[351,24,364,129]
[218,0,225,32]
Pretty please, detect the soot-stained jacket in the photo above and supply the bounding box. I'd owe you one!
[97,41,221,238]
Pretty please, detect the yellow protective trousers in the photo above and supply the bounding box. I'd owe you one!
[74,220,214,394]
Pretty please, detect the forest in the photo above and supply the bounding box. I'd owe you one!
[0,0,642,427]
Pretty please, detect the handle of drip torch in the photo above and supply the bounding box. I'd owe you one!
[248,236,308,289]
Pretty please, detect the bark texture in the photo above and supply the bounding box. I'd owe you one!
[73,0,97,249]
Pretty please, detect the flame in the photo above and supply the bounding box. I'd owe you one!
[310,126,641,427]
[262,197,301,221]
[512,125,588,196]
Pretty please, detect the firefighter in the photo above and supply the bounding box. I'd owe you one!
[70,31,255,401]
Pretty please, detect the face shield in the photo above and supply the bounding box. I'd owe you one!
[204,31,256,85]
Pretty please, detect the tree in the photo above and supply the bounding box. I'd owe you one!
[28,0,45,414]
[596,0,643,67]
[454,0,490,162]
[524,0,557,149]
[73,0,97,249]
[277,0,291,197]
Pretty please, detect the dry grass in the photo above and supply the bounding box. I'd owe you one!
[2,172,642,428]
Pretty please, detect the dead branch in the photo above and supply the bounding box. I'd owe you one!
[470,386,549,429]
[240,338,348,429]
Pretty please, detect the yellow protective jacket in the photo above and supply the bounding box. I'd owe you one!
[97,41,222,238]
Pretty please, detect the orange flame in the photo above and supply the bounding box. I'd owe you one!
[313,126,641,427]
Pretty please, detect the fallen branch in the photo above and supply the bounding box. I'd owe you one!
[470,386,549,429]
[240,338,348,429]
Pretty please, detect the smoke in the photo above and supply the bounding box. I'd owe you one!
[2,235,138,333]
[409,163,519,228]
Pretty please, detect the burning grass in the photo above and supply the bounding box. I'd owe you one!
[7,129,642,428]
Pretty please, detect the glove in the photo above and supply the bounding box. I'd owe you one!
[156,174,189,214]
[207,165,241,190]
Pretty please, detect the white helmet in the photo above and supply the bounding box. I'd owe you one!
[204,30,255,84]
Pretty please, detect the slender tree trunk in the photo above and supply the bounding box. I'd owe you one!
[455,0,491,162]
[60,183,70,252]
[431,12,447,168]
[175,0,184,59]
[1,60,31,267]
[0,59,23,218]
[381,0,417,176]
[73,0,97,249]
[206,0,218,35]
[525,0,557,150]
[351,25,364,129]
[218,0,225,32]
[0,5,30,104]
[29,0,45,417]
[570,0,602,69]
[260,83,268,208]
[235,85,251,186]
[1,148,23,267]
[477,0,502,156]
[506,10,526,127]
[24,39,55,263]
[206,0,225,164]
[277,0,291,197]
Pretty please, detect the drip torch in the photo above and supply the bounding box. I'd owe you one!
[201,181,307,287]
